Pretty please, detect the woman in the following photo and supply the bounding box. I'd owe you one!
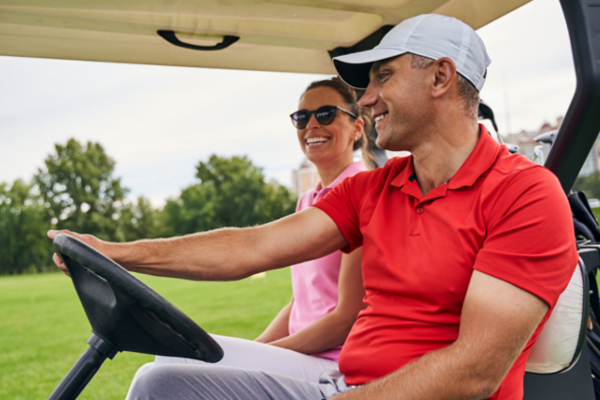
[253,77,376,367]
[126,78,376,396]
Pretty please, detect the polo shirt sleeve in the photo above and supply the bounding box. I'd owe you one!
[312,174,365,254]
[474,166,578,308]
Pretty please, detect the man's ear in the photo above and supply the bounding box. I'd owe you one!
[431,57,457,99]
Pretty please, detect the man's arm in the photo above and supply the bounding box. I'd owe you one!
[48,207,348,281]
[333,270,549,400]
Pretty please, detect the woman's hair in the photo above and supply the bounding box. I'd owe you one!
[301,77,378,170]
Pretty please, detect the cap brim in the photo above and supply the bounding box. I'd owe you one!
[333,48,407,89]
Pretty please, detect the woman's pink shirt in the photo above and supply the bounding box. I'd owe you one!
[288,161,367,362]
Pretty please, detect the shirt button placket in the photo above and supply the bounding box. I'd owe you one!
[410,205,423,236]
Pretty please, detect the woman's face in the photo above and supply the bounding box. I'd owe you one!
[296,87,361,168]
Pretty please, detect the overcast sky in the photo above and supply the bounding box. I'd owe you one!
[0,0,575,206]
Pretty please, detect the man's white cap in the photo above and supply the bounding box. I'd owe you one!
[332,14,491,91]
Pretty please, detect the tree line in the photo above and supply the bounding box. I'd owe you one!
[573,173,600,200]
[0,139,297,275]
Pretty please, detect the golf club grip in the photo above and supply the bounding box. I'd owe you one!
[570,195,600,241]
[574,218,596,242]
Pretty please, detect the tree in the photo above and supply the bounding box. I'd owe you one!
[34,139,127,241]
[117,196,165,241]
[162,184,218,235]
[1,146,296,274]
[0,180,53,274]
[573,173,600,200]
[163,155,297,235]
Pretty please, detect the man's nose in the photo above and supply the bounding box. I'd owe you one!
[358,83,377,109]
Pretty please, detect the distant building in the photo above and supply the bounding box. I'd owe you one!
[504,129,546,160]
[291,159,319,196]
[504,116,600,177]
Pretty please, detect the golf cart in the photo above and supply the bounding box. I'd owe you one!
[1,0,599,399]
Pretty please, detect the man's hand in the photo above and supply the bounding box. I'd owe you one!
[333,271,549,400]
[47,229,107,276]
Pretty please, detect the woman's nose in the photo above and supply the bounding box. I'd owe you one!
[305,113,320,129]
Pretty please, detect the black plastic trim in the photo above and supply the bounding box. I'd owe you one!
[157,30,239,51]
[328,25,393,60]
[544,0,600,193]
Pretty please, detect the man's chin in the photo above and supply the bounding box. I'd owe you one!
[375,136,390,150]
[376,136,404,152]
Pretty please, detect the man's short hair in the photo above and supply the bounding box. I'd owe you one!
[410,54,479,120]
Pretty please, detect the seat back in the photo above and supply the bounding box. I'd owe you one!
[525,260,589,374]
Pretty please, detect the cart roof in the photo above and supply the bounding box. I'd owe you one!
[0,0,531,74]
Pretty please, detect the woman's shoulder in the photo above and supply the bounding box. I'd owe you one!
[328,161,368,188]
[296,187,318,211]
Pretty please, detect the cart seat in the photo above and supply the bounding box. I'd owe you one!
[525,260,588,374]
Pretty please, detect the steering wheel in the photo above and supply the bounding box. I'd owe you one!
[47,233,223,400]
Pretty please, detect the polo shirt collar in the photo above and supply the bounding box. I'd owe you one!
[314,161,366,199]
[390,124,499,194]
[447,124,499,190]
[391,155,416,190]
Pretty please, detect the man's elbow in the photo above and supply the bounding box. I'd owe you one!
[462,364,506,399]
[466,378,500,400]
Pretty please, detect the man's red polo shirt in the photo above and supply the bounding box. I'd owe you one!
[313,125,578,399]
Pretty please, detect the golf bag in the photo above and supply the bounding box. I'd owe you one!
[569,191,600,399]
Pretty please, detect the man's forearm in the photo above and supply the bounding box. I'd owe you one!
[105,227,263,281]
[333,342,499,400]
[50,207,348,282]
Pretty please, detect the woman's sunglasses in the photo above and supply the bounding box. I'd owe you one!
[290,105,357,129]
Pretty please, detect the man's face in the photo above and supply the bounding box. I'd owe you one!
[359,54,434,152]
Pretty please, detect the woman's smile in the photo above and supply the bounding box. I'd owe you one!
[305,136,331,147]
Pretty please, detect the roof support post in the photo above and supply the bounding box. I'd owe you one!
[545,0,600,193]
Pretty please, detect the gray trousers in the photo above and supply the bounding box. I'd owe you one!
[127,365,353,400]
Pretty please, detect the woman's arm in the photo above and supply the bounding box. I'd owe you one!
[255,295,294,343]
[267,248,366,355]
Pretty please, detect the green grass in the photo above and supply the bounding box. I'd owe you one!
[0,269,292,400]
[592,207,600,223]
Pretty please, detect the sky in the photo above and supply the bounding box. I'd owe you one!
[0,0,576,207]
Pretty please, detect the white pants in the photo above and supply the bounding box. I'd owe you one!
[125,334,338,399]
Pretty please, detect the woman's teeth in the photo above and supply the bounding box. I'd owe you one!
[306,137,330,146]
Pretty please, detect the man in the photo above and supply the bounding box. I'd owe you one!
[50,14,577,400]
